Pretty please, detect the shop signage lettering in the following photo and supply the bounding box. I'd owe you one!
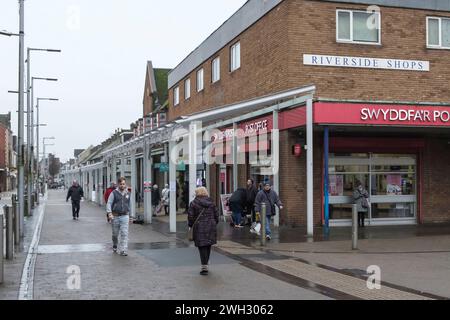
[361,108,450,123]
[244,119,268,135]
[303,54,430,72]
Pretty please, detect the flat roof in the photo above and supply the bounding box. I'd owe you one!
[168,0,450,89]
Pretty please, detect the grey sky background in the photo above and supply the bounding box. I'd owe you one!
[0,0,247,162]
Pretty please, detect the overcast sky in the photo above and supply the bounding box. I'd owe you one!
[0,0,247,162]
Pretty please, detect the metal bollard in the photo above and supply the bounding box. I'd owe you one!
[4,206,14,260]
[352,204,358,250]
[261,203,266,246]
[12,197,20,245]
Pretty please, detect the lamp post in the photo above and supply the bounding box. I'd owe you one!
[26,47,60,214]
[43,137,55,192]
[27,78,57,210]
[36,98,58,202]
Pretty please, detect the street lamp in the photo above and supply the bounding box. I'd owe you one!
[1,0,25,233]
[26,47,60,214]
[27,77,58,209]
[43,137,55,191]
[35,98,58,202]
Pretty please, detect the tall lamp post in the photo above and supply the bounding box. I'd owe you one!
[26,47,61,210]
[36,98,58,202]
[1,0,25,234]
[43,137,55,192]
[27,78,57,210]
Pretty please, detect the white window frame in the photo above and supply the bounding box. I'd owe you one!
[427,16,450,49]
[212,57,221,83]
[197,68,204,92]
[336,9,381,45]
[184,78,191,100]
[230,41,241,72]
[173,86,179,106]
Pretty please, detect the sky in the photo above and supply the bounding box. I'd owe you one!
[0,0,247,162]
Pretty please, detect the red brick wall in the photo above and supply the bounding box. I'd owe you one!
[0,125,6,169]
[422,137,450,223]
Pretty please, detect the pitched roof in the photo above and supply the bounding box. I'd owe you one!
[143,61,170,111]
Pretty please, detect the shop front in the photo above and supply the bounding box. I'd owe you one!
[317,101,450,226]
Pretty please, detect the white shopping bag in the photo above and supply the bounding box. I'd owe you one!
[250,222,261,235]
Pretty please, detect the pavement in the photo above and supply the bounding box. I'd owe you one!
[1,189,449,300]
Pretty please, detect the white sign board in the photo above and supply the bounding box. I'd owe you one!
[303,54,429,72]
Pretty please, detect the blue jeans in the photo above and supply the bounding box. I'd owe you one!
[232,210,241,225]
[265,215,272,236]
[112,215,129,252]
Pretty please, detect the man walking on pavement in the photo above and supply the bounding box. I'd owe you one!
[106,177,130,256]
[255,182,283,241]
[66,180,84,220]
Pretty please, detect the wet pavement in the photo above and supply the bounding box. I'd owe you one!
[2,189,450,300]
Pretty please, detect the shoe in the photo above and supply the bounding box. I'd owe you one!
[266,235,271,240]
[113,246,117,253]
[200,270,209,275]
[73,217,76,220]
[120,251,128,256]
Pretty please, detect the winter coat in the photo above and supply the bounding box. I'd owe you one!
[229,188,247,212]
[66,185,84,202]
[188,196,219,247]
[255,189,283,217]
[353,188,369,213]
[152,188,161,206]
[161,188,170,204]
[246,185,258,206]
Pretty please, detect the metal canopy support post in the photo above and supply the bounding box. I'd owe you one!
[306,98,314,238]
[130,151,137,218]
[189,122,199,206]
[169,139,177,233]
[143,142,153,224]
[324,126,330,229]
[273,109,280,227]
[232,122,238,192]
[106,159,111,187]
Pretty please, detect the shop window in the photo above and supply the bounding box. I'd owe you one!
[427,17,450,49]
[336,9,381,45]
[212,57,220,83]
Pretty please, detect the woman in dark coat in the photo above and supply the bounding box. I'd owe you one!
[188,187,219,275]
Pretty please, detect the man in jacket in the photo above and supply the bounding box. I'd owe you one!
[66,180,84,220]
[106,177,130,256]
[229,188,247,228]
[255,182,283,240]
[246,179,258,224]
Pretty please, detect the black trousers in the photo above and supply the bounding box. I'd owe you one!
[358,212,366,227]
[198,246,212,265]
[72,200,80,218]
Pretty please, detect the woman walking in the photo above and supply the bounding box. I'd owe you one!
[188,187,219,275]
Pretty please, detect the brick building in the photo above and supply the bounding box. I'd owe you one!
[0,112,16,192]
[166,0,450,227]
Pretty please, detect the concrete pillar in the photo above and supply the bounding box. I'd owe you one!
[306,98,314,237]
[169,139,177,233]
[273,109,280,227]
[143,142,153,223]
[189,122,200,206]
[232,122,238,192]
[130,151,137,218]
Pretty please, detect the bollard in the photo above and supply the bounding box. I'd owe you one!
[261,203,266,246]
[352,204,358,250]
[0,212,3,284]
[12,197,20,245]
[4,206,14,260]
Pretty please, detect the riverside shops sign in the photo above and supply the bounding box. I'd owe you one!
[303,54,430,72]
[315,102,450,127]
